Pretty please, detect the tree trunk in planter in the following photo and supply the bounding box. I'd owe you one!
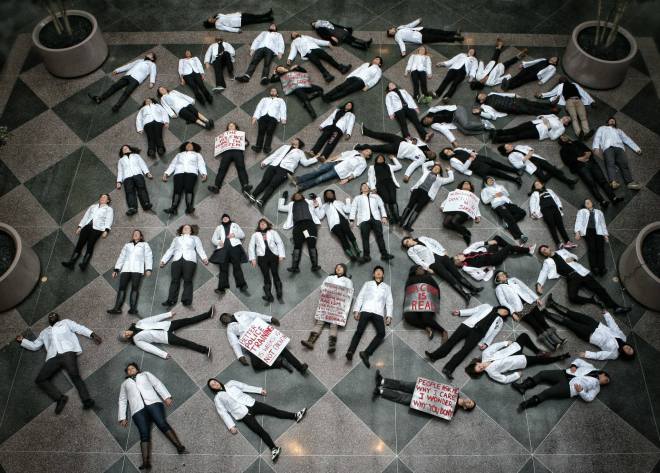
[562,21,637,90]
[0,224,40,312]
[32,10,108,78]
[618,222,660,312]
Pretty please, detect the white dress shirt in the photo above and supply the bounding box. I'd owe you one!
[115,242,153,273]
[333,150,368,180]
[457,304,502,347]
[251,31,285,55]
[118,372,170,421]
[480,182,513,209]
[79,204,114,231]
[441,53,478,80]
[395,141,427,178]
[213,13,242,33]
[406,236,447,270]
[537,249,591,286]
[204,42,236,64]
[394,19,423,55]
[324,274,354,290]
[288,35,330,61]
[541,82,594,106]
[495,278,538,314]
[474,60,510,86]
[481,340,527,384]
[368,159,403,190]
[592,125,641,153]
[532,114,565,141]
[354,280,393,318]
[349,193,387,225]
[160,90,195,117]
[347,63,382,89]
[574,208,608,236]
[178,57,204,76]
[211,222,245,248]
[320,109,355,135]
[385,88,418,116]
[165,151,207,177]
[506,145,546,175]
[117,153,150,183]
[585,312,626,360]
[21,319,93,361]
[315,199,351,229]
[529,188,562,218]
[253,97,287,121]
[161,235,207,264]
[262,145,317,172]
[213,380,263,429]
[406,54,432,75]
[410,164,454,200]
[248,230,286,260]
[226,311,273,359]
[136,103,169,132]
[459,240,502,282]
[521,58,556,84]
[131,312,173,359]
[278,198,321,230]
[113,59,157,85]
[565,358,601,401]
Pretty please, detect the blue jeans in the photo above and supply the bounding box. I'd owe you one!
[296,162,339,191]
[132,402,171,441]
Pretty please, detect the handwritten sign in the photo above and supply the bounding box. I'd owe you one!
[238,318,289,366]
[403,283,440,313]
[442,190,480,219]
[315,282,354,326]
[280,71,311,95]
[410,377,459,420]
[214,130,246,156]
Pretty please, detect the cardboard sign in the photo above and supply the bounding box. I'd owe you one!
[214,130,246,156]
[403,283,440,313]
[442,190,480,219]
[410,377,459,420]
[280,71,311,95]
[238,318,290,366]
[315,282,354,326]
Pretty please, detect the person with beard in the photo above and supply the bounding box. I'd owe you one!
[88,52,157,112]
[248,218,286,303]
[388,18,462,56]
[107,229,153,316]
[385,82,429,140]
[203,37,236,92]
[322,56,383,102]
[211,214,248,294]
[529,179,576,250]
[308,101,356,160]
[61,194,113,271]
[400,162,454,232]
[16,312,102,414]
[136,97,169,158]
[592,117,643,190]
[574,199,609,276]
[158,86,214,130]
[202,10,274,32]
[498,143,578,188]
[311,19,373,50]
[116,145,153,216]
[314,189,361,261]
[480,176,528,243]
[278,191,322,273]
[440,181,481,244]
[367,154,402,225]
[207,122,252,195]
[178,49,213,106]
[402,236,482,305]
[500,56,558,90]
[251,88,287,154]
[162,141,207,215]
[269,64,324,119]
[287,32,351,83]
[301,263,353,353]
[401,265,448,340]
[350,183,395,263]
[440,147,521,185]
[235,23,284,85]
[118,363,187,470]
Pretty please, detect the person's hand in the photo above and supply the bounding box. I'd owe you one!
[205,63,210,70]
[201,174,208,182]
[251,260,257,268]
[451,309,460,316]
[164,123,169,128]
[574,384,583,393]
[535,93,542,99]
[604,235,609,242]
[120,420,129,428]
[487,239,497,246]
[427,268,434,274]
[145,270,152,277]
[202,259,209,265]
[389,114,394,120]
[15,335,23,343]
[354,311,360,321]
[102,231,108,239]
[261,389,267,396]
[536,283,543,295]
[575,233,581,241]
[146,173,153,179]
[116,182,122,190]
[112,271,118,278]
[362,86,369,91]
[512,313,520,321]
[385,316,392,326]
[148,83,154,89]
[229,427,238,434]
[76,227,81,235]
[91,333,103,344]
[286,59,292,66]
[228,233,235,239]
[164,398,174,407]
[478,343,487,350]
[201,74,206,82]
[401,52,406,57]
[180,78,185,86]
[239,356,249,366]
[495,192,502,197]
[567,258,577,263]
[162,175,168,182]
[279,256,285,262]
[165,354,172,359]
[260,161,267,169]
[112,71,119,76]
[636,149,642,156]
[251,118,257,126]
[281,120,287,125]
[381,217,388,225]
[138,130,143,134]
[339,179,349,185]
[270,317,280,326]
[474,217,481,224]
[277,54,283,60]
[160,262,166,268]
[577,351,586,357]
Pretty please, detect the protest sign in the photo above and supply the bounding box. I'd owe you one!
[410,377,459,420]
[214,130,246,156]
[442,190,480,219]
[403,283,440,313]
[315,282,353,326]
[239,318,289,366]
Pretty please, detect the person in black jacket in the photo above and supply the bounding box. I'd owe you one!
[270,64,324,119]
[311,19,372,50]
[476,92,559,116]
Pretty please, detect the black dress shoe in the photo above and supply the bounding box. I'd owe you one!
[208,185,220,194]
[359,351,371,368]
[441,367,454,381]
[251,145,262,153]
[55,395,68,414]
[614,306,632,315]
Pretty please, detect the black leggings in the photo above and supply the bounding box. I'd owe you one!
[217,246,246,290]
[403,311,445,333]
[258,249,281,286]
[323,76,364,102]
[167,310,211,353]
[531,370,572,402]
[312,125,344,158]
[404,189,431,213]
[348,312,386,356]
[250,348,306,373]
[471,159,520,183]
[255,115,278,151]
[359,219,387,257]
[133,402,171,442]
[435,67,467,99]
[443,211,470,237]
[331,217,357,253]
[306,48,344,77]
[215,150,249,190]
[35,352,90,402]
[585,228,607,274]
[143,121,164,153]
[252,165,288,204]
[410,70,429,97]
[377,179,397,205]
[427,322,485,373]
[541,204,570,245]
[172,172,197,211]
[74,224,103,256]
[394,108,426,138]
[566,273,618,308]
[547,304,598,341]
[124,174,151,211]
[182,72,212,105]
[241,400,296,450]
[167,259,196,304]
[494,203,525,239]
[293,220,318,250]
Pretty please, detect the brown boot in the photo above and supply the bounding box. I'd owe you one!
[301,331,320,350]
[327,335,337,354]
[165,429,187,454]
[139,441,152,470]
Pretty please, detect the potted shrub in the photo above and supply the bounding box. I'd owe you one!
[562,0,647,89]
[0,224,41,312]
[31,0,108,78]
[618,222,660,311]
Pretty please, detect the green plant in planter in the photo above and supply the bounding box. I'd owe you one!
[33,0,73,37]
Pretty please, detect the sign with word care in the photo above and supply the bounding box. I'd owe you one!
[410,377,459,420]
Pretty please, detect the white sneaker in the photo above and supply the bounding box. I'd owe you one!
[271,446,281,462]
[212,86,225,92]
[627,182,641,190]
[528,243,537,255]
[295,408,307,422]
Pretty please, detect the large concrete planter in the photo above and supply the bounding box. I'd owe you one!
[562,21,637,90]
[0,224,40,312]
[618,222,660,311]
[32,10,108,78]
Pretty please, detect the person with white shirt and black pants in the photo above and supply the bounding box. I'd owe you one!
[160,224,209,307]
[470,39,527,91]
[288,32,351,82]
[501,56,558,91]
[385,82,429,140]
[453,237,535,282]
[440,147,521,185]
[293,148,372,192]
[208,377,307,463]
[498,143,577,187]
[387,18,461,57]
[62,193,113,271]
[162,141,207,215]
[425,304,509,380]
[475,91,559,117]
[246,138,314,207]
[136,97,169,157]
[107,229,153,316]
[513,358,610,411]
[269,64,324,119]
[16,312,102,414]
[592,117,643,190]
[529,179,575,250]
[346,266,394,368]
[400,162,454,232]
[536,244,630,314]
[204,37,236,92]
[158,86,214,130]
[350,183,395,263]
[537,77,594,138]
[435,48,478,103]
[311,19,373,50]
[116,145,153,216]
[203,9,274,32]
[490,114,570,143]
[278,191,322,273]
[301,263,353,353]
[120,307,214,358]
[236,24,285,85]
[323,56,383,102]
[251,88,287,154]
[89,52,157,112]
[405,46,433,103]
[575,199,609,276]
[178,50,213,105]
[211,214,248,294]
[315,189,361,261]
[249,218,286,303]
[368,154,402,225]
[481,176,527,243]
[422,104,495,148]
[118,363,187,470]
[309,101,355,160]
[208,122,251,195]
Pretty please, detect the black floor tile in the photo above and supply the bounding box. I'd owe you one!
[621,82,660,137]
[0,79,48,132]
[0,160,20,198]
[101,44,158,75]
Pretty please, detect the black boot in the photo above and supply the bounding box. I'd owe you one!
[518,395,541,411]
[545,311,568,325]
[184,192,195,215]
[538,329,558,351]
[78,253,92,270]
[274,280,284,303]
[164,193,181,214]
[164,429,188,454]
[309,248,322,271]
[402,210,418,232]
[386,203,400,225]
[350,240,362,261]
[288,249,302,273]
[107,290,126,314]
[302,99,317,119]
[61,251,81,269]
[399,206,412,227]
[139,441,152,470]
[512,377,536,395]
[548,328,567,348]
[128,290,139,315]
[452,283,471,305]
[262,284,274,303]
[327,335,337,354]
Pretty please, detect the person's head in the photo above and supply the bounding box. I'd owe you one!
[360,182,370,194]
[125,362,140,378]
[484,176,495,186]
[607,116,617,127]
[291,137,304,149]
[532,179,545,193]
[465,358,487,378]
[498,143,514,156]
[341,101,354,112]
[459,180,474,192]
[219,313,233,326]
[292,191,304,201]
[470,80,486,90]
[142,97,154,107]
[538,244,552,257]
[221,213,231,224]
[401,236,417,249]
[441,147,454,158]
[256,218,272,232]
[119,144,140,157]
[414,265,426,276]
[583,198,594,210]
[431,164,442,175]
[184,49,192,58]
[475,93,488,105]
[417,46,428,56]
[322,189,336,203]
[373,265,385,282]
[216,37,224,44]
[421,115,434,126]
[457,397,476,411]
[386,26,396,37]
[467,48,476,57]
[98,193,111,205]
[548,56,558,65]
[453,254,466,265]
[269,87,278,97]
[558,134,572,145]
[291,32,301,40]
[131,229,144,243]
[359,148,374,159]
[494,270,508,285]
[424,149,437,160]
[203,17,216,29]
[179,141,201,153]
[598,370,610,385]
[375,154,386,165]
[560,116,572,126]
[145,52,156,62]
[387,82,397,92]
[157,86,169,98]
[371,56,383,67]
[495,306,511,318]
[121,330,134,341]
[618,340,635,360]
[274,65,289,75]
[177,224,198,236]
[335,263,347,277]
[226,121,238,131]
[471,106,483,116]
[47,312,60,326]
[207,378,224,392]
[268,23,278,32]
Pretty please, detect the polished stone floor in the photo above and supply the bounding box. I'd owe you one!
[1,1,660,472]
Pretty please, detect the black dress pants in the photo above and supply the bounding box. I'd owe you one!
[359,219,387,257]
[183,72,212,105]
[252,165,288,204]
[167,259,196,304]
[215,150,249,189]
[348,312,386,356]
[35,352,91,402]
[211,52,234,88]
[124,175,151,211]
[143,121,165,153]
[255,116,278,151]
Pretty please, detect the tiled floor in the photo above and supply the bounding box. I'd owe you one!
[1,1,660,472]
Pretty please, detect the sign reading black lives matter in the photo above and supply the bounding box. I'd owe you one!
[239,318,290,366]
[410,377,460,420]
[315,282,354,327]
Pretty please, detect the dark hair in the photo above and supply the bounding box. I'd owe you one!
[203,20,215,29]
[216,37,224,43]
[118,145,141,158]
[141,97,158,107]
[598,370,610,380]
[457,180,474,193]
[125,362,140,375]
[460,397,476,411]
[617,339,635,361]
[465,359,483,379]
[145,52,157,62]
[373,265,385,274]
[497,145,510,157]
[219,313,233,326]
[293,138,305,150]
[99,193,112,205]
[292,191,304,201]
[207,378,222,392]
[470,81,485,90]
[538,244,550,255]
[157,87,169,98]
[179,141,202,153]
[131,229,145,242]
[256,218,273,231]
[335,263,349,278]
[176,224,199,236]
[529,179,546,196]
[225,122,240,131]
[493,270,507,285]
[373,56,383,67]
[401,236,417,249]
[323,189,336,202]
[440,147,453,158]
[340,101,354,112]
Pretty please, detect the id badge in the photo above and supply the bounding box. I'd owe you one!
[302,230,310,238]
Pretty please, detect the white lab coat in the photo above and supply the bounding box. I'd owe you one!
[226,311,273,359]
[457,304,502,347]
[248,230,286,260]
[250,31,285,55]
[385,89,418,116]
[529,189,563,218]
[592,125,641,153]
[261,145,317,173]
[541,82,594,106]
[118,372,170,421]
[21,319,93,361]
[160,90,195,117]
[117,153,150,183]
[160,235,207,264]
[367,159,403,190]
[584,312,626,360]
[481,341,527,384]
[319,109,355,136]
[354,280,393,318]
[495,278,538,313]
[521,58,556,84]
[406,237,447,270]
[349,193,387,225]
[211,222,245,249]
[440,53,478,80]
[164,151,207,177]
[114,242,153,274]
[278,198,321,230]
[136,103,169,132]
[79,204,114,231]
[574,208,608,237]
[253,96,287,121]
[212,380,263,429]
[347,63,382,89]
[406,54,432,75]
[410,166,454,200]
[480,182,513,209]
[204,41,236,64]
[288,35,330,61]
[315,199,352,229]
[537,249,590,286]
[506,145,546,175]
